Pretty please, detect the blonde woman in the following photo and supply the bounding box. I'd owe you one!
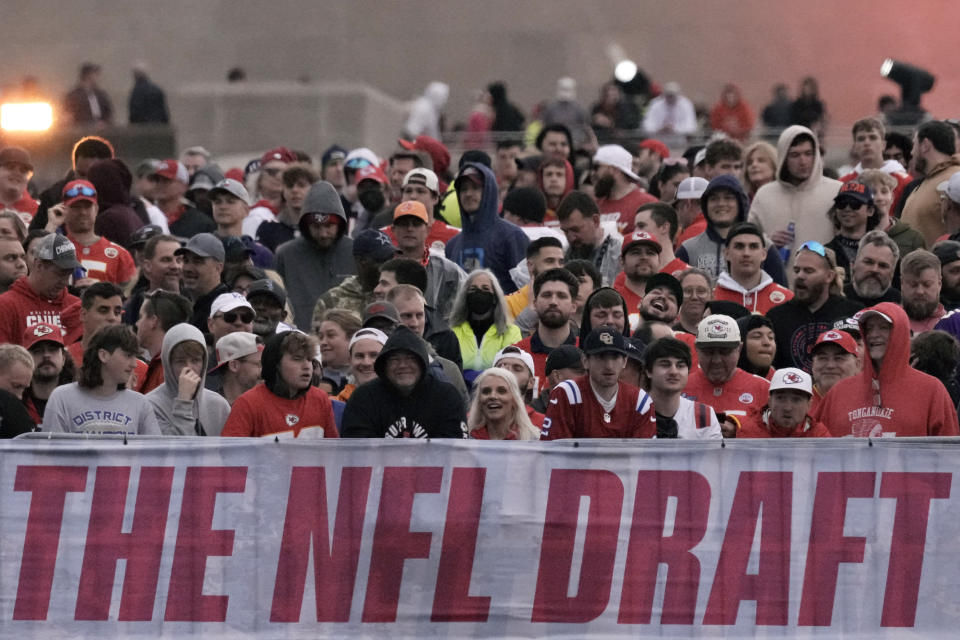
[742,141,778,201]
[467,368,539,440]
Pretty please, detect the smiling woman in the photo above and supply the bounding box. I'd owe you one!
[467,367,539,440]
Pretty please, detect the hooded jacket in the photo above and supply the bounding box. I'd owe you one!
[708,85,755,140]
[748,125,842,278]
[404,82,449,139]
[445,162,529,294]
[221,330,338,438]
[676,174,787,285]
[340,326,467,438]
[814,303,959,437]
[0,277,82,345]
[146,323,230,436]
[88,159,146,247]
[713,270,793,314]
[275,181,356,330]
[537,159,575,218]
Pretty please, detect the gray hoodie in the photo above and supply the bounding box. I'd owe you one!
[274,181,356,329]
[146,323,231,436]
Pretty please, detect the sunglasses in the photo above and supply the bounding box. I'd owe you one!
[835,198,864,210]
[798,241,826,258]
[216,309,255,324]
[64,185,96,199]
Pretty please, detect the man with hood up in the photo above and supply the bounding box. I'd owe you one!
[677,174,787,285]
[222,330,338,438]
[445,162,529,294]
[748,125,842,277]
[86,158,150,247]
[275,180,356,331]
[146,323,230,436]
[340,325,467,438]
[404,82,449,140]
[814,303,959,437]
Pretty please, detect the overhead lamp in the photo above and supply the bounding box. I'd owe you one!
[0,102,53,131]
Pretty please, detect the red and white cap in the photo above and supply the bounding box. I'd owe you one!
[355,164,388,185]
[812,329,858,356]
[769,367,813,396]
[22,323,65,350]
[152,159,190,185]
[621,230,661,255]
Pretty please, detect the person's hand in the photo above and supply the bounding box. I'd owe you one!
[716,412,738,438]
[771,228,795,248]
[177,368,202,401]
[46,204,66,232]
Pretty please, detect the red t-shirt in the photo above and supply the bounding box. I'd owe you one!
[737,410,832,438]
[469,425,518,440]
[597,188,658,235]
[675,214,707,249]
[221,383,338,438]
[382,219,460,252]
[660,256,691,277]
[683,367,770,423]
[542,376,655,439]
[70,236,137,285]
[613,270,643,315]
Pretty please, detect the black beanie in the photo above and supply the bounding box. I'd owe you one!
[502,187,547,223]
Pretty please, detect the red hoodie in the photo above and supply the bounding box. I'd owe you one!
[0,277,81,346]
[814,302,959,437]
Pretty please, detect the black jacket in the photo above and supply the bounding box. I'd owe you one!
[189,283,230,334]
[129,75,169,124]
[0,389,35,438]
[341,326,467,438]
[767,295,863,371]
[843,282,901,307]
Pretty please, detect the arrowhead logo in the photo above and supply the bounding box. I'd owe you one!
[285,414,299,427]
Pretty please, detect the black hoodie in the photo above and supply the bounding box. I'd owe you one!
[88,159,146,247]
[340,326,467,438]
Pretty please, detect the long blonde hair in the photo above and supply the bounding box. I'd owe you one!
[468,368,539,440]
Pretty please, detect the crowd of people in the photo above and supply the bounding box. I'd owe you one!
[0,84,959,442]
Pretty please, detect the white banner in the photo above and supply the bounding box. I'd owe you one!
[0,436,958,638]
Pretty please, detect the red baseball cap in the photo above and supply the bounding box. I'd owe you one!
[398,135,451,176]
[811,329,858,356]
[639,139,671,160]
[152,159,189,184]
[62,179,97,206]
[259,147,297,166]
[621,230,661,255]
[355,164,388,185]
[22,323,65,350]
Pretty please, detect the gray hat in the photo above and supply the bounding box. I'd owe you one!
[35,233,81,269]
[246,278,287,307]
[175,232,225,262]
[207,178,249,204]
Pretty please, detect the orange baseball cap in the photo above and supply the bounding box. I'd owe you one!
[393,201,428,224]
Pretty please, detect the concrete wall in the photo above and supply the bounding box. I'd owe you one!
[2,0,957,160]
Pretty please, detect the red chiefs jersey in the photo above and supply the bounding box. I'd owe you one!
[597,188,658,235]
[683,367,770,423]
[0,278,81,346]
[381,219,460,252]
[221,384,338,438]
[69,236,136,285]
[541,376,655,439]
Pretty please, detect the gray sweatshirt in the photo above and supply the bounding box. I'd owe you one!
[42,383,161,435]
[146,323,231,436]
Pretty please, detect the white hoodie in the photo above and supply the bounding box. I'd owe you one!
[715,271,775,313]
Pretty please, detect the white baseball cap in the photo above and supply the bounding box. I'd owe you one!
[769,367,813,396]
[676,176,709,200]
[211,332,261,372]
[493,346,535,376]
[593,144,642,182]
[937,172,960,205]
[209,292,254,318]
[696,314,741,346]
[349,327,389,350]
[402,167,440,193]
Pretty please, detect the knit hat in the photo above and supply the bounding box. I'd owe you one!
[502,187,547,224]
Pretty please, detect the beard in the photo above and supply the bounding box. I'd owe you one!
[904,296,938,321]
[914,154,927,176]
[593,174,615,199]
[538,308,569,329]
[853,274,888,299]
[567,241,596,260]
[795,279,826,304]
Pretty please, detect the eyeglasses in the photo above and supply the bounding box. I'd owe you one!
[798,241,826,258]
[216,309,255,324]
[835,199,864,210]
[64,185,96,199]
